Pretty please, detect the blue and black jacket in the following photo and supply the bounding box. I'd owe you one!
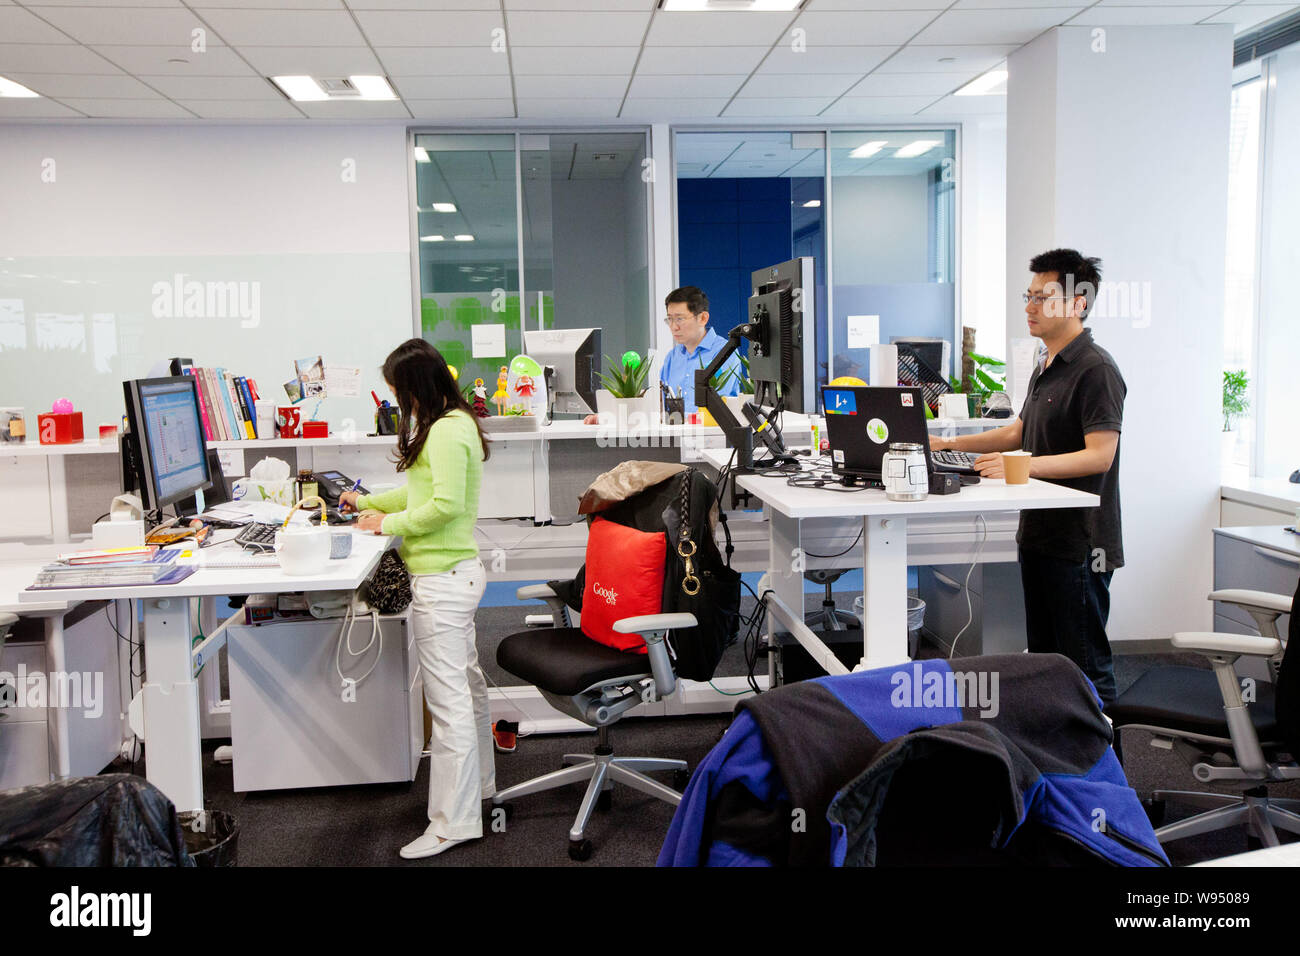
[659,653,1168,866]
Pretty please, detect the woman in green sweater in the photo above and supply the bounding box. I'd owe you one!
[341,339,493,859]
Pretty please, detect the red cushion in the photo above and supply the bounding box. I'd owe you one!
[580,516,666,654]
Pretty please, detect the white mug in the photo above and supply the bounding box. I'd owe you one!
[275,526,332,576]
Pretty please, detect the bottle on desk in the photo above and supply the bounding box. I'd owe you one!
[297,469,318,504]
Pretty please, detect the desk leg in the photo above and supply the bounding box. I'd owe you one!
[140,597,203,812]
[767,510,851,678]
[861,516,909,670]
[48,457,70,542]
[44,615,71,780]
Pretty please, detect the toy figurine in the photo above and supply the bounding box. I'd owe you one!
[471,378,490,418]
[514,374,537,416]
[493,366,509,415]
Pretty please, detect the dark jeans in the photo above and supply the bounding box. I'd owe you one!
[1019,547,1117,704]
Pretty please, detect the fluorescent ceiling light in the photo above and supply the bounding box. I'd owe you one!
[955,69,1007,96]
[348,75,396,100]
[660,1,803,10]
[413,147,430,163]
[802,200,821,208]
[454,234,475,242]
[420,235,445,242]
[0,76,40,98]
[894,139,940,158]
[271,76,327,101]
[431,202,457,213]
[849,140,887,159]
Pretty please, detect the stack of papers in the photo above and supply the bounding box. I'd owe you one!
[30,550,190,590]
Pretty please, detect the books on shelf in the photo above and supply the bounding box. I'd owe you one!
[178,362,263,442]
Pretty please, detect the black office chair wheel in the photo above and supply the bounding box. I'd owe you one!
[596,790,612,812]
[673,769,690,791]
[568,838,593,862]
[1142,797,1165,826]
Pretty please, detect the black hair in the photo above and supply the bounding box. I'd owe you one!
[665,285,709,316]
[381,338,489,472]
[1029,248,1102,320]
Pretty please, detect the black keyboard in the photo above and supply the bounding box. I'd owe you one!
[932,449,980,473]
[235,522,279,552]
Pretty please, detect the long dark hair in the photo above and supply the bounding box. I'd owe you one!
[382,338,489,472]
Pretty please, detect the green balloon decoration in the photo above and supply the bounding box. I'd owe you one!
[621,350,642,370]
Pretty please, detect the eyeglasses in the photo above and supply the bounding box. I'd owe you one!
[663,315,693,327]
[1022,293,1073,305]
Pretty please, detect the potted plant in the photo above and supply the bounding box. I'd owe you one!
[595,351,654,425]
[948,352,1007,417]
[1222,369,1249,461]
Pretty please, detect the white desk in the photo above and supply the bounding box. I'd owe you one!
[700,448,1100,675]
[13,531,392,812]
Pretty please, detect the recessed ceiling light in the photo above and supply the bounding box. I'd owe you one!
[955,69,1007,96]
[0,76,40,98]
[413,147,430,163]
[271,76,328,101]
[660,0,805,10]
[420,235,445,242]
[348,75,396,100]
[802,199,821,208]
[849,140,887,159]
[431,202,457,213]
[894,140,940,158]
[454,234,475,242]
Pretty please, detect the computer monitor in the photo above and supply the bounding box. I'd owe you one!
[122,376,211,513]
[523,327,601,416]
[891,337,950,381]
[746,257,816,414]
[175,448,229,518]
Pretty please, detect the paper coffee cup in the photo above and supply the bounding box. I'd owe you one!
[1002,450,1032,484]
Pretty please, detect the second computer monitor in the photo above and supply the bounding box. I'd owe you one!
[747,257,816,415]
[122,375,211,512]
[523,327,601,416]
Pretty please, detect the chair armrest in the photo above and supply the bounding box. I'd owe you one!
[1171,631,1282,657]
[1208,589,1293,615]
[613,613,698,634]
[517,583,558,602]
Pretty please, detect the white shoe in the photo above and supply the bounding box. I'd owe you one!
[399,825,472,860]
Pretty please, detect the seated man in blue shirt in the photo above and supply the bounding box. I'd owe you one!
[659,286,742,411]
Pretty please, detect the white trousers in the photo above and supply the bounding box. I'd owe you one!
[409,557,495,840]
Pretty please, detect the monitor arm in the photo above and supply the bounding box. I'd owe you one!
[694,317,785,475]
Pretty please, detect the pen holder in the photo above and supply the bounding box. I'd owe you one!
[663,395,685,425]
[375,406,399,435]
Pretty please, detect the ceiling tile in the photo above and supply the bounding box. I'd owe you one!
[58,97,198,117]
[791,10,942,44]
[238,45,382,74]
[722,96,834,116]
[394,74,514,98]
[646,11,793,46]
[880,43,1015,71]
[812,0,949,8]
[621,97,727,118]
[23,0,182,5]
[0,42,121,72]
[628,73,747,97]
[353,11,503,46]
[0,97,84,117]
[0,7,80,43]
[292,98,410,117]
[193,9,365,45]
[913,8,1085,43]
[820,94,934,115]
[1202,3,1297,28]
[351,0,497,8]
[5,73,156,98]
[175,97,305,117]
[513,74,629,97]
[379,45,510,74]
[515,97,623,117]
[28,7,218,45]
[636,45,768,73]
[506,11,652,46]
[1069,5,1234,23]
[507,0,656,8]
[954,0,1088,6]
[406,97,515,119]
[758,44,896,73]
[919,92,1007,114]
[192,0,343,6]
[849,71,975,95]
[139,74,282,98]
[739,72,862,96]
[89,44,257,74]
[1100,0,1242,5]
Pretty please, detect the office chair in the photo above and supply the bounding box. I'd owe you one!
[803,568,861,632]
[493,587,693,861]
[1107,583,1300,848]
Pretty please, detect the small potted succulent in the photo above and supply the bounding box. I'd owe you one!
[595,351,655,426]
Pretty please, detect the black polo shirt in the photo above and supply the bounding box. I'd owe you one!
[1017,328,1125,571]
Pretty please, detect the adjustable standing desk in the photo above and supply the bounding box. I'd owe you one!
[700,448,1099,677]
[14,531,392,813]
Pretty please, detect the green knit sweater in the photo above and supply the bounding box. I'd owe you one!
[356,408,484,575]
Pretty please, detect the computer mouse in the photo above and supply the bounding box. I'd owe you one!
[1290,469,1300,484]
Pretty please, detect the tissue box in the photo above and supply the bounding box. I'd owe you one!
[232,477,297,507]
[37,411,84,445]
[302,420,328,438]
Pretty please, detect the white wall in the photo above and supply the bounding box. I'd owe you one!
[961,116,1007,360]
[0,124,412,429]
[1007,25,1231,642]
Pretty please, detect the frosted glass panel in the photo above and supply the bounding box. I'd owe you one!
[0,253,411,435]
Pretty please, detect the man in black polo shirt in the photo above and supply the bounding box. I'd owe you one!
[931,249,1124,702]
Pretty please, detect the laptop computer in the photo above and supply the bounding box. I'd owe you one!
[821,385,978,482]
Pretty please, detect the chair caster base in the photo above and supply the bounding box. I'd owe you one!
[569,838,593,862]
[596,790,612,813]
[673,769,690,791]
